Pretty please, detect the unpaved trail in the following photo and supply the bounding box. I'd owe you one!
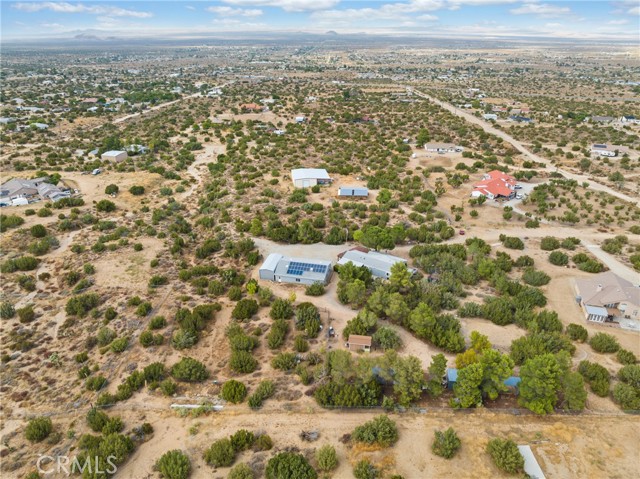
[406,87,640,206]
[180,142,226,203]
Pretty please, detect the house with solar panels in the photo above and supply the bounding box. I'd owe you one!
[259,253,333,285]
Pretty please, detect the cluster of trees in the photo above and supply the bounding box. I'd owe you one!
[171,303,219,350]
[204,429,273,469]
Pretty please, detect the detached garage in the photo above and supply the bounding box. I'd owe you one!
[338,186,369,198]
[259,253,332,286]
[291,168,331,188]
[101,150,128,162]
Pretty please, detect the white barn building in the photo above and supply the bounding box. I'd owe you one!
[291,168,332,188]
[101,150,128,162]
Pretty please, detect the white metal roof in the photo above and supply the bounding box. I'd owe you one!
[260,253,283,273]
[517,446,546,479]
[102,150,127,156]
[291,168,330,181]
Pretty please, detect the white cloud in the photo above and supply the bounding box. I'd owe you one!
[40,22,65,29]
[185,5,196,10]
[510,2,571,17]
[607,19,629,25]
[207,6,263,17]
[12,2,152,18]
[221,0,340,12]
[417,14,439,21]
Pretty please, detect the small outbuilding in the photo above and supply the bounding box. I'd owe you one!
[347,335,372,353]
[259,253,332,286]
[101,150,128,162]
[291,168,332,188]
[338,186,369,198]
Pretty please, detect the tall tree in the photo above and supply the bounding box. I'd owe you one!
[425,353,447,397]
[389,262,412,292]
[479,349,514,400]
[393,355,424,406]
[453,363,483,408]
[519,353,561,414]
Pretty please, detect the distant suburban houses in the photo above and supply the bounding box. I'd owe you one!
[575,271,639,323]
[259,253,333,286]
[471,170,518,200]
[337,247,416,279]
[291,168,332,188]
[424,143,463,154]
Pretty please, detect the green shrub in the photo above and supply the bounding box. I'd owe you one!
[230,429,255,452]
[203,438,235,467]
[589,333,620,353]
[110,337,129,353]
[129,185,145,195]
[104,307,117,321]
[294,335,309,353]
[271,352,297,371]
[617,349,637,365]
[25,417,53,442]
[96,200,116,212]
[97,327,116,346]
[270,298,294,320]
[566,324,588,342]
[160,379,177,396]
[136,302,153,317]
[221,380,247,404]
[316,444,338,472]
[86,375,108,391]
[0,301,15,319]
[30,224,47,238]
[0,214,25,231]
[305,282,325,296]
[540,236,560,250]
[87,408,109,432]
[66,293,100,317]
[247,380,275,409]
[17,305,36,323]
[229,351,258,374]
[499,235,524,250]
[578,361,610,397]
[353,460,379,479]
[265,452,317,479]
[1,255,39,273]
[431,427,461,459]
[155,450,191,479]
[231,299,259,320]
[143,362,167,382]
[612,383,640,411]
[105,184,119,195]
[171,357,209,382]
[522,268,551,286]
[486,438,524,474]
[253,433,273,451]
[228,463,254,479]
[140,330,164,347]
[149,315,167,329]
[267,319,289,349]
[352,415,398,447]
[548,251,568,266]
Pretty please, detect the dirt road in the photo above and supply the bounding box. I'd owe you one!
[407,87,639,206]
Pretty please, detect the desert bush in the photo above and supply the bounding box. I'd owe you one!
[129,185,145,195]
[270,298,294,320]
[110,337,129,353]
[540,236,560,250]
[253,433,273,451]
[271,352,297,371]
[0,302,15,319]
[431,427,461,459]
[566,324,588,342]
[25,417,53,442]
[105,184,119,195]
[171,357,209,382]
[231,299,259,320]
[97,327,116,346]
[267,319,289,349]
[149,315,167,329]
[247,380,275,409]
[66,293,100,317]
[160,379,177,396]
[352,415,398,447]
[1,255,39,273]
[486,438,524,474]
[578,361,610,397]
[221,380,247,404]
[16,305,36,323]
[155,450,191,479]
[203,438,235,467]
[316,444,338,472]
[86,375,108,391]
[548,251,568,266]
[230,429,255,452]
[96,200,116,212]
[265,452,317,479]
[229,351,258,374]
[589,333,620,353]
[522,268,550,286]
[617,349,637,365]
[499,235,524,250]
[353,460,379,479]
[305,282,325,296]
[30,224,47,238]
[228,463,254,479]
[0,213,24,231]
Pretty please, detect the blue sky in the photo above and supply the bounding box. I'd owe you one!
[1,1,638,40]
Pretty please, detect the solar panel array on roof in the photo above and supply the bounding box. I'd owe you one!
[286,261,328,276]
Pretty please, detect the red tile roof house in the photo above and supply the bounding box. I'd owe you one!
[471,170,517,200]
[239,103,262,112]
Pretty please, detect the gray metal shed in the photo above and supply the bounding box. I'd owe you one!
[338,186,369,197]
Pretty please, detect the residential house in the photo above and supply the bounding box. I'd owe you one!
[347,335,372,353]
[591,116,615,123]
[101,150,128,162]
[620,115,639,124]
[483,113,498,121]
[575,271,639,322]
[259,253,333,286]
[590,144,617,157]
[337,247,416,279]
[471,170,517,200]
[239,103,262,112]
[37,183,70,202]
[0,176,48,203]
[509,115,533,123]
[291,168,332,188]
[295,116,306,123]
[126,144,149,155]
[424,143,464,154]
